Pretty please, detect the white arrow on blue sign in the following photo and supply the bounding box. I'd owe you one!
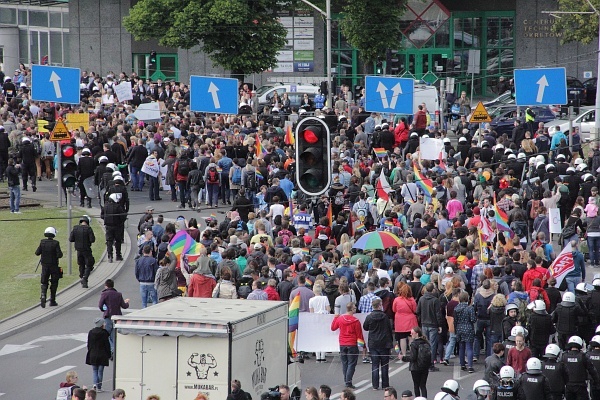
[31,65,81,104]
[190,76,239,114]
[514,67,567,106]
[365,76,414,114]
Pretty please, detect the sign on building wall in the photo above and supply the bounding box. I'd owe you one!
[273,10,315,73]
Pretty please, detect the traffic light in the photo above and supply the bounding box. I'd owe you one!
[295,117,331,196]
[149,51,157,67]
[61,144,77,188]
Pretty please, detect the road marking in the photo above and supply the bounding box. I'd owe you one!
[77,306,139,313]
[330,364,409,399]
[34,365,76,380]
[453,361,461,380]
[41,344,87,364]
[25,333,87,345]
[331,380,369,399]
[0,344,39,356]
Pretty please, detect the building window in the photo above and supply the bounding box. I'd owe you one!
[400,0,451,49]
[49,12,62,28]
[0,9,17,25]
[29,11,48,27]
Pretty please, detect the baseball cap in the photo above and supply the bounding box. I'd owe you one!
[340,257,350,265]
[445,266,454,274]
[402,390,413,398]
[254,243,262,250]
[94,317,104,328]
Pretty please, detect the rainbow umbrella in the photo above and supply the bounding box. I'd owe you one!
[352,231,403,250]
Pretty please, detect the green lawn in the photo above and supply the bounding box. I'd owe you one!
[0,207,104,320]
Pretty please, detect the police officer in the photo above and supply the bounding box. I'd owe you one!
[18,136,37,192]
[588,279,600,331]
[105,173,129,213]
[468,380,491,400]
[518,358,552,400]
[433,380,460,400]
[553,292,585,350]
[493,366,521,400]
[541,344,569,400]
[575,282,593,343]
[528,299,555,358]
[561,335,599,400]
[101,193,127,263]
[35,227,63,308]
[556,154,570,175]
[587,335,600,400]
[77,147,95,208]
[68,215,95,288]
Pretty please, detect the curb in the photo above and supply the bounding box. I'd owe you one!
[0,206,132,341]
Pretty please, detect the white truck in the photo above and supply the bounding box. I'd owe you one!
[113,298,299,400]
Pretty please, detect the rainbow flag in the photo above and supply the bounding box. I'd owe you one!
[356,223,366,231]
[284,125,295,146]
[256,170,264,181]
[327,202,333,227]
[394,343,400,354]
[384,220,394,228]
[323,269,334,277]
[288,293,300,357]
[255,135,267,157]
[357,338,365,348]
[413,163,434,201]
[216,167,222,174]
[211,213,217,219]
[493,192,515,238]
[170,230,201,261]
[373,148,387,158]
[301,248,310,256]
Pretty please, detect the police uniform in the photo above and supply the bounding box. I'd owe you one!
[102,198,127,263]
[587,348,600,400]
[518,372,552,400]
[77,152,96,208]
[541,358,569,400]
[561,349,599,400]
[68,218,96,288]
[35,232,63,307]
[493,382,521,400]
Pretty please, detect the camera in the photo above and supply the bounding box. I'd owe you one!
[261,386,281,400]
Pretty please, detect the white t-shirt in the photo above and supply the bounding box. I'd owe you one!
[270,204,285,221]
[309,295,330,314]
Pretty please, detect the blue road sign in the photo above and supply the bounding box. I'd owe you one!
[31,65,81,104]
[364,76,414,114]
[190,76,238,114]
[514,67,567,106]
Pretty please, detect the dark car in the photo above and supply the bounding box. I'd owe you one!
[584,77,597,106]
[567,76,587,106]
[489,105,557,136]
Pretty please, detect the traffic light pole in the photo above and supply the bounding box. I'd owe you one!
[57,142,62,208]
[66,187,72,275]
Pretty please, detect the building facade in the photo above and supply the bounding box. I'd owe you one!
[0,0,596,98]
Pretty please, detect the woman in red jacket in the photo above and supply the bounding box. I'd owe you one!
[392,282,418,358]
[394,117,410,149]
[331,302,365,389]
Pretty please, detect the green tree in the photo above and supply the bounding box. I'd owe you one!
[339,0,406,71]
[123,0,288,79]
[553,0,600,44]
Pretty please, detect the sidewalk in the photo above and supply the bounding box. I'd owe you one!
[0,185,131,341]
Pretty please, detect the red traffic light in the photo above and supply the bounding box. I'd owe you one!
[62,145,75,158]
[302,128,320,144]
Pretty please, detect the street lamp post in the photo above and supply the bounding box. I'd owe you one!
[298,0,332,107]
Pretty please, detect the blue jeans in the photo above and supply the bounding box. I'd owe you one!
[422,326,439,364]
[370,348,390,389]
[130,166,145,190]
[340,345,359,386]
[140,284,158,308]
[589,236,600,265]
[207,183,219,207]
[92,365,105,389]
[104,317,115,354]
[565,276,582,294]
[9,185,20,212]
[444,332,457,361]
[474,319,491,358]
[458,340,474,368]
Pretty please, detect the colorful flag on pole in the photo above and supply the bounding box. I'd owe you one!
[327,202,333,227]
[376,174,393,202]
[289,198,294,220]
[169,230,202,262]
[288,293,300,357]
[412,163,434,201]
[356,223,366,231]
[284,125,295,146]
[478,216,495,243]
[438,150,446,170]
[255,170,264,182]
[255,135,267,157]
[549,242,575,288]
[373,148,387,158]
[478,228,491,263]
[493,192,515,238]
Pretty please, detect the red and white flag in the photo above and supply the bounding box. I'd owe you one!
[478,216,495,243]
[549,242,574,287]
[438,151,446,170]
[376,174,393,202]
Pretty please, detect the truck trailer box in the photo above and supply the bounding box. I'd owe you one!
[113,298,292,400]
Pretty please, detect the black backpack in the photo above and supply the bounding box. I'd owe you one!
[415,341,432,369]
[178,159,191,176]
[245,170,257,190]
[207,167,219,184]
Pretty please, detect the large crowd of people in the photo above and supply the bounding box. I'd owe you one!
[4,69,600,400]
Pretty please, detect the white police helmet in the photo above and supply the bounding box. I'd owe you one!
[526,357,542,374]
[544,344,560,358]
[500,365,515,380]
[44,227,57,237]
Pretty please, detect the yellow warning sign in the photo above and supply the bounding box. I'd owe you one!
[49,120,71,142]
[469,101,492,123]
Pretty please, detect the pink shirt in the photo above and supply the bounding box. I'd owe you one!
[447,199,464,220]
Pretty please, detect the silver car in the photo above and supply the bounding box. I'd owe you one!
[548,106,595,141]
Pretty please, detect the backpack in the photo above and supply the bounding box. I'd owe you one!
[207,167,219,184]
[334,191,345,205]
[232,166,242,185]
[531,240,544,252]
[355,200,372,225]
[529,199,541,220]
[415,341,432,369]
[245,170,257,189]
[178,159,191,176]
[268,268,281,285]
[56,387,73,400]
[278,229,292,246]
[189,170,205,189]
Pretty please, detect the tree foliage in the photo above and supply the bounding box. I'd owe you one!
[553,0,600,45]
[123,0,288,77]
[339,0,406,66]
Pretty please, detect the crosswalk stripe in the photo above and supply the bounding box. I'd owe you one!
[41,344,87,364]
[34,365,76,380]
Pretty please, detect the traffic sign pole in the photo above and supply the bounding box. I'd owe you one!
[57,142,62,208]
[66,187,72,275]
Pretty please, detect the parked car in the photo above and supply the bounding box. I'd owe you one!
[482,91,514,109]
[548,106,594,141]
[487,105,557,136]
[567,76,587,105]
[584,77,597,106]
